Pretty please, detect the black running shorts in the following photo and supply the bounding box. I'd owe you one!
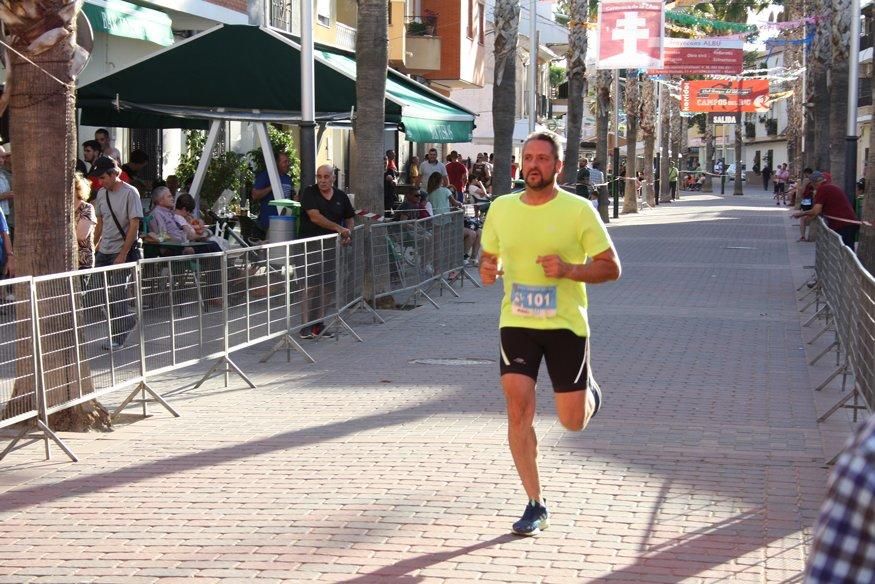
[499,327,594,392]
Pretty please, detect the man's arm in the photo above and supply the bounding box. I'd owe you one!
[536,247,621,284]
[94,215,103,248]
[114,218,140,264]
[305,209,352,238]
[251,183,272,201]
[793,203,823,219]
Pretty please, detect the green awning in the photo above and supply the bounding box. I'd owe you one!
[77,25,476,142]
[83,0,174,47]
[316,50,475,143]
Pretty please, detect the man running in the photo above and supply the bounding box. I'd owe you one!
[479,132,621,536]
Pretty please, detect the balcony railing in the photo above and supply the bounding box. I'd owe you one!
[406,13,438,37]
[335,22,356,51]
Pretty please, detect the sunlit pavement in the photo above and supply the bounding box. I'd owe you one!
[0,184,851,583]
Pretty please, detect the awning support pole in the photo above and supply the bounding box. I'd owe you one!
[255,122,285,206]
[300,0,316,189]
[190,119,223,217]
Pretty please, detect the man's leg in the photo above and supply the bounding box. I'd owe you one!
[502,373,541,501]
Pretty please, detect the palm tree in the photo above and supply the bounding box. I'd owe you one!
[702,114,715,192]
[783,0,804,193]
[828,0,851,190]
[560,0,588,185]
[860,14,875,273]
[0,1,112,432]
[622,73,640,213]
[351,0,388,214]
[492,0,521,196]
[658,84,672,203]
[810,0,831,171]
[732,111,743,194]
[595,69,612,220]
[639,76,657,207]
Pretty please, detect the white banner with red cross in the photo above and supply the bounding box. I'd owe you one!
[596,0,665,70]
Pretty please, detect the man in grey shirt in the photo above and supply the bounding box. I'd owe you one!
[418,148,448,188]
[90,156,143,349]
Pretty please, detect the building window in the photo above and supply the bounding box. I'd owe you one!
[478,2,485,45]
[316,0,331,26]
[467,0,474,39]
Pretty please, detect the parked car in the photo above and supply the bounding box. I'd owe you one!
[726,163,747,181]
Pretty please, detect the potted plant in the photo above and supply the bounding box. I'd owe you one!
[423,9,438,35]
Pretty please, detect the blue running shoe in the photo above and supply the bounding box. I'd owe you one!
[512,499,549,536]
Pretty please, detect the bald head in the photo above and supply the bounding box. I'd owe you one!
[316,164,335,193]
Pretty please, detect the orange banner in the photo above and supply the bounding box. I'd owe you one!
[680,80,771,113]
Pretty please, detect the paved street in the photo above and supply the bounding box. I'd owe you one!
[0,185,857,583]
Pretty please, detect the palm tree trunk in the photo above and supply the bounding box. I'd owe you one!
[784,0,804,193]
[639,76,656,207]
[0,1,111,431]
[351,0,388,214]
[561,0,587,185]
[733,112,743,195]
[658,85,671,203]
[811,0,832,171]
[595,70,612,221]
[703,114,715,192]
[859,53,875,273]
[492,0,521,196]
[670,93,682,186]
[828,0,851,190]
[622,73,640,214]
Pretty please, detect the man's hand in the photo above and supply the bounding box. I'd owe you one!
[4,256,14,277]
[479,253,502,285]
[536,255,569,279]
[113,252,127,265]
[339,227,352,246]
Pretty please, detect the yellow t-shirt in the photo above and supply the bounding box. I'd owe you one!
[480,189,613,337]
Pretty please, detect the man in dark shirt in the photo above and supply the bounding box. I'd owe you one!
[793,171,859,248]
[298,164,355,339]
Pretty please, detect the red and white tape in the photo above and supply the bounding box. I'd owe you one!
[823,214,873,227]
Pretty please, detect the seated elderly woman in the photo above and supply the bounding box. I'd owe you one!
[146,188,220,254]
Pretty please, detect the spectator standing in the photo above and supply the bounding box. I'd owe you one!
[669,162,679,201]
[792,171,859,248]
[588,161,605,190]
[89,156,142,349]
[419,148,448,188]
[251,151,295,239]
[761,162,772,191]
[74,173,97,269]
[796,168,815,241]
[510,155,519,180]
[776,163,790,205]
[805,414,875,583]
[77,140,103,194]
[298,164,355,339]
[94,129,122,163]
[446,151,469,202]
[384,155,399,212]
[471,153,492,187]
[385,149,398,171]
[0,146,13,233]
[0,205,13,279]
[407,155,421,189]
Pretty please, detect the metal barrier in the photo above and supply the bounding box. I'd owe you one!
[0,276,74,460]
[807,218,875,428]
[1,214,477,463]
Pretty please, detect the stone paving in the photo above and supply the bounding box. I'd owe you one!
[0,185,859,583]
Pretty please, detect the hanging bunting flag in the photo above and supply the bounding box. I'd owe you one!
[597,0,665,69]
[648,38,744,75]
[680,80,771,113]
[665,10,756,33]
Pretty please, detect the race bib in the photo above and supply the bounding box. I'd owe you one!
[801,198,812,206]
[511,284,557,318]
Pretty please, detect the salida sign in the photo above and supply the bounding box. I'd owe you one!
[649,38,743,75]
[680,80,771,113]
[597,0,664,69]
